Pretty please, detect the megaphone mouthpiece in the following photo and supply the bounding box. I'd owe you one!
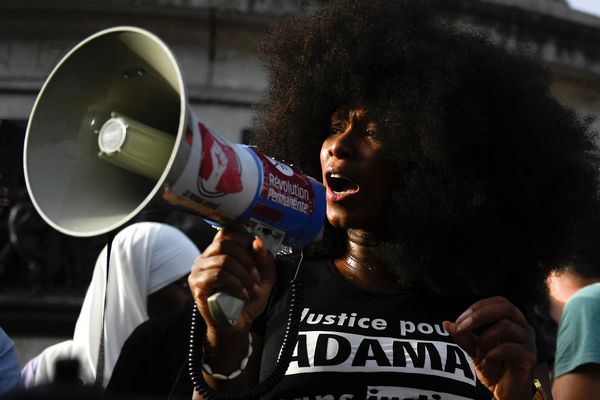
[97,112,175,180]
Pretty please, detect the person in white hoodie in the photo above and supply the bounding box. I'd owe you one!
[20,221,200,389]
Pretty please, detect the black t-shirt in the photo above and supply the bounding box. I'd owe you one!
[255,258,494,400]
[108,257,552,400]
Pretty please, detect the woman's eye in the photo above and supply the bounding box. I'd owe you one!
[366,128,377,137]
[330,126,343,136]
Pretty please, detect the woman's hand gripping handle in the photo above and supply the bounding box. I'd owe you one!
[188,227,277,333]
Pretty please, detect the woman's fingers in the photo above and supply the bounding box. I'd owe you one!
[447,297,535,359]
[443,321,479,357]
[474,341,537,394]
[454,296,529,333]
[196,228,265,291]
[446,296,538,399]
[203,228,256,267]
[189,254,257,302]
[475,318,535,361]
[188,227,278,331]
[251,236,277,286]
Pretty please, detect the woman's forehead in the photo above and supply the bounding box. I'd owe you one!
[330,104,371,121]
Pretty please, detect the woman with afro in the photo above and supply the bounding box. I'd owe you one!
[188,1,600,399]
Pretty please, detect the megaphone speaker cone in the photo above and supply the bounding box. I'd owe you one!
[24,27,187,237]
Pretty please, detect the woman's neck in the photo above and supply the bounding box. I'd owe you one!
[334,229,403,294]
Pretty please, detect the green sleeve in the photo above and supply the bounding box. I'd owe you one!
[554,284,600,378]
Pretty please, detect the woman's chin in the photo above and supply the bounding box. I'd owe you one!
[326,211,376,232]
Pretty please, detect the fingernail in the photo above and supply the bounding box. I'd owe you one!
[443,321,457,334]
[241,288,250,301]
[253,284,261,296]
[442,321,451,333]
[456,316,473,332]
[456,309,472,324]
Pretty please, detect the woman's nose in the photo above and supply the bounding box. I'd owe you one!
[328,128,357,159]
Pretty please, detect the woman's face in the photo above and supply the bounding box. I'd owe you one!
[320,106,394,231]
[147,275,191,319]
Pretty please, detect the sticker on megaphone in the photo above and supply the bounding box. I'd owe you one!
[166,113,326,253]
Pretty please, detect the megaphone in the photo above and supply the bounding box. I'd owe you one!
[24,26,325,326]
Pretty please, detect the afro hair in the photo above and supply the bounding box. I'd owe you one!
[252,0,600,303]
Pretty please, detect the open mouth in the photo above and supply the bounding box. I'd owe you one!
[326,173,359,194]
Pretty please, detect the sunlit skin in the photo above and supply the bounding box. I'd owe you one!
[319,106,403,294]
[320,107,393,231]
[546,269,594,323]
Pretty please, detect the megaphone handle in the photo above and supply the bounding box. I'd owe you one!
[206,223,283,327]
[207,292,245,327]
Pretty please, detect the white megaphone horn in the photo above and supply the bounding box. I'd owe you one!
[23,26,325,326]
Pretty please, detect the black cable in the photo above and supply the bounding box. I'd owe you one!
[188,255,304,400]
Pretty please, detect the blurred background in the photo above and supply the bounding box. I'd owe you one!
[0,0,599,369]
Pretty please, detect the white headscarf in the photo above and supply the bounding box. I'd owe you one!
[31,222,200,388]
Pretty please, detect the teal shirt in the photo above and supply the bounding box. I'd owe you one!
[554,282,600,378]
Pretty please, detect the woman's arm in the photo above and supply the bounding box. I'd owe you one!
[188,228,276,397]
[552,364,600,400]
